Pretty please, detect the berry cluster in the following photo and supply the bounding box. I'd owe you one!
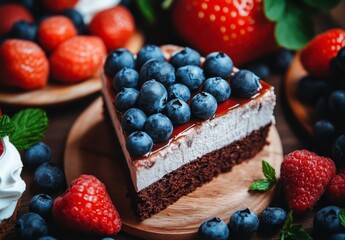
[104,45,262,156]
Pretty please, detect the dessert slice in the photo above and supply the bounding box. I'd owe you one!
[102,45,276,220]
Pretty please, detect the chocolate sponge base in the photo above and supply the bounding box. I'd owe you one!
[132,124,271,220]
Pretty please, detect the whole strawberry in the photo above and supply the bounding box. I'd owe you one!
[172,0,277,66]
[326,171,345,207]
[52,174,122,235]
[0,4,33,35]
[0,39,49,90]
[300,28,345,79]
[280,150,336,213]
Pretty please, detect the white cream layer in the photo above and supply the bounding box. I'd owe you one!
[75,0,120,23]
[115,88,276,192]
[0,136,26,224]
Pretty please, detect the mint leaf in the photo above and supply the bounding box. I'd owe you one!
[10,109,48,150]
[264,0,286,21]
[280,211,313,240]
[0,115,15,138]
[275,2,314,50]
[162,0,174,9]
[301,0,341,10]
[249,160,277,191]
[340,209,345,228]
[137,1,156,24]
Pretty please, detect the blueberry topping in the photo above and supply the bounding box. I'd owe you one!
[137,80,168,115]
[29,194,53,219]
[121,108,147,134]
[259,207,287,235]
[139,59,175,87]
[113,67,139,91]
[332,134,345,167]
[167,83,191,102]
[329,90,345,119]
[203,77,231,103]
[136,44,165,69]
[190,92,217,119]
[247,62,270,79]
[126,131,153,156]
[165,99,191,125]
[175,65,205,91]
[198,217,229,240]
[144,113,173,142]
[169,47,200,69]
[229,208,259,239]
[16,212,48,239]
[104,48,135,78]
[33,162,65,193]
[230,70,261,98]
[115,87,139,113]
[61,8,86,34]
[203,52,233,79]
[25,142,52,169]
[9,20,37,42]
[313,206,344,236]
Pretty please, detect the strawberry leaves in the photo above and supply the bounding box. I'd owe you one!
[0,115,15,138]
[249,160,277,191]
[264,0,286,21]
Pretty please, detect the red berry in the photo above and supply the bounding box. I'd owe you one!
[280,149,336,213]
[0,39,49,90]
[38,16,78,53]
[52,174,122,235]
[40,0,78,13]
[326,172,345,207]
[49,36,106,82]
[300,28,345,79]
[89,6,135,52]
[0,4,34,35]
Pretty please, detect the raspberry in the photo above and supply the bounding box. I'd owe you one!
[326,172,345,207]
[280,149,336,213]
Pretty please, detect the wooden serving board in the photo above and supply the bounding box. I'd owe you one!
[64,97,284,240]
[284,51,314,135]
[0,31,144,107]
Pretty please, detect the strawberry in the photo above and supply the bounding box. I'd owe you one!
[300,28,345,79]
[89,6,135,52]
[38,16,78,53]
[0,4,34,35]
[0,39,49,90]
[49,36,106,82]
[280,149,336,213]
[326,171,345,207]
[52,174,122,235]
[40,0,78,13]
[171,0,277,66]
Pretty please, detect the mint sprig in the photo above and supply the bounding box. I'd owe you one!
[280,211,313,240]
[249,160,277,191]
[0,115,15,138]
[340,209,345,228]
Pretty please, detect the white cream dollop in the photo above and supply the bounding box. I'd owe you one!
[0,136,26,223]
[75,0,120,23]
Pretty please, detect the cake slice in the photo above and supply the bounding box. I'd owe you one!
[102,45,276,220]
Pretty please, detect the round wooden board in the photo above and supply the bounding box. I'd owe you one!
[64,97,284,240]
[285,51,314,135]
[0,31,144,107]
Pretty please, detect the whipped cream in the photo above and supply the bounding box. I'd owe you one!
[75,0,120,23]
[0,136,26,224]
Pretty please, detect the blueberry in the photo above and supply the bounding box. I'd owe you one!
[113,67,139,91]
[270,49,294,73]
[203,77,231,103]
[203,52,233,79]
[316,97,332,119]
[121,108,147,134]
[29,194,53,219]
[312,119,336,144]
[100,238,115,240]
[198,217,229,240]
[137,80,168,115]
[136,44,165,69]
[169,47,200,69]
[61,8,86,34]
[332,134,345,167]
[114,87,139,113]
[144,113,173,142]
[297,75,329,105]
[330,57,345,89]
[16,212,48,239]
[329,90,345,118]
[33,162,65,193]
[336,47,345,72]
[230,70,261,98]
[229,208,259,239]
[126,131,153,156]
[165,99,191,125]
[259,207,287,235]
[175,65,205,91]
[104,48,135,78]
[313,206,344,236]
[25,142,52,169]
[329,233,345,240]
[9,20,37,41]
[167,83,191,102]
[247,62,270,79]
[139,59,175,87]
[38,237,57,240]
[190,92,217,119]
